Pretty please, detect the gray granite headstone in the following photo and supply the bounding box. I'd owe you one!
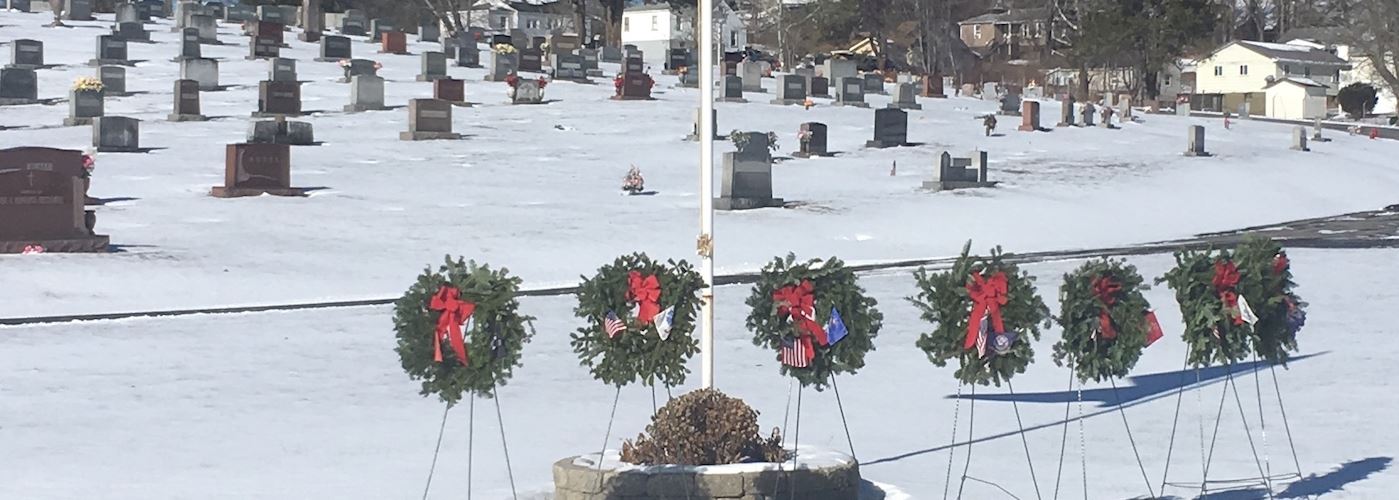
[418,51,447,81]
[176,28,201,60]
[169,79,205,121]
[7,0,31,12]
[889,83,920,110]
[810,76,829,97]
[115,2,140,23]
[419,22,440,43]
[180,57,218,90]
[1057,96,1076,127]
[601,46,622,63]
[866,108,908,148]
[223,3,254,23]
[66,89,104,126]
[455,44,479,67]
[739,61,764,92]
[487,52,517,81]
[340,9,367,36]
[257,80,301,115]
[577,48,600,76]
[98,66,126,95]
[401,98,459,140]
[257,4,285,24]
[8,39,44,70]
[551,52,586,80]
[269,58,297,82]
[1176,101,1191,116]
[923,151,995,191]
[795,122,829,157]
[113,21,150,42]
[370,19,393,42]
[772,74,806,105]
[0,68,39,104]
[510,79,542,104]
[1081,102,1096,126]
[340,58,378,82]
[1185,125,1209,157]
[319,35,351,61]
[717,132,781,210]
[93,36,130,65]
[685,108,717,141]
[345,74,386,112]
[93,116,140,152]
[1291,126,1309,151]
[821,58,856,82]
[518,48,543,73]
[719,75,744,102]
[191,14,217,42]
[862,73,884,94]
[835,76,867,107]
[65,0,93,21]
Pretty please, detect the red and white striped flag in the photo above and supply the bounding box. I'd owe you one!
[604,310,625,339]
[781,337,810,368]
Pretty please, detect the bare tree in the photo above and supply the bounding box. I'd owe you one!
[1342,0,1399,114]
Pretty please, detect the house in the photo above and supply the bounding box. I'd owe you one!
[1283,29,1397,115]
[957,6,1052,61]
[468,0,584,40]
[621,2,747,68]
[1193,40,1350,116]
[1264,78,1328,120]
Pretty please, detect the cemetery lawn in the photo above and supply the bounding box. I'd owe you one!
[3,250,1398,499]
[5,11,1399,316]
[3,10,1399,499]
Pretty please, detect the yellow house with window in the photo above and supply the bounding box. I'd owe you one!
[1194,40,1349,117]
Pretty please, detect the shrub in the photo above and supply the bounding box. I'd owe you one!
[1338,82,1378,119]
[620,389,787,465]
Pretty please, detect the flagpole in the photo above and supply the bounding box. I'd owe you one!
[698,0,716,390]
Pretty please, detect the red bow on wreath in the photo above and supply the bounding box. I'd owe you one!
[773,280,828,345]
[429,285,476,366]
[1092,276,1122,340]
[965,272,1008,349]
[626,271,661,325]
[1273,253,1290,277]
[1212,261,1244,325]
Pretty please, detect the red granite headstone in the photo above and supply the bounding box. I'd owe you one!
[922,73,946,98]
[380,31,406,55]
[433,78,464,104]
[211,143,308,197]
[0,147,109,253]
[1018,101,1042,131]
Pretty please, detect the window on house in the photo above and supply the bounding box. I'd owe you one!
[1284,65,1291,75]
[1164,74,1172,86]
[1303,66,1311,77]
[1240,65,1248,75]
[651,15,658,31]
[1335,70,1341,80]
[730,31,737,46]
[497,15,507,27]
[973,25,981,38]
[1214,66,1223,76]
[623,17,629,32]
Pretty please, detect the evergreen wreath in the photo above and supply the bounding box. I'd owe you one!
[1159,248,1252,367]
[910,243,1051,386]
[571,253,704,388]
[1233,237,1307,365]
[1053,259,1158,383]
[393,256,536,405]
[746,254,882,390]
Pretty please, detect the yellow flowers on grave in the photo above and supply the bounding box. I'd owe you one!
[72,77,104,92]
[493,44,516,54]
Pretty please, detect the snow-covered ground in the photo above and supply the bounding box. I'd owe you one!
[4,10,1399,500]
[2,249,1396,499]
[4,11,1399,318]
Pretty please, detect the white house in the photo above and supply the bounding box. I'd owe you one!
[1264,77,1328,120]
[469,0,577,40]
[621,2,746,68]
[1194,40,1350,117]
[1285,36,1397,115]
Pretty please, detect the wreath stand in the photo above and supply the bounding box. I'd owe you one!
[940,378,1044,500]
[767,374,860,499]
[588,381,678,483]
[420,384,519,500]
[1048,359,1157,500]
[1157,352,1302,499]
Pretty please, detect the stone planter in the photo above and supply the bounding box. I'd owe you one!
[554,448,859,500]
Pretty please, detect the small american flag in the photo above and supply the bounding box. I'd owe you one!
[975,316,989,358]
[781,338,809,368]
[604,310,625,339]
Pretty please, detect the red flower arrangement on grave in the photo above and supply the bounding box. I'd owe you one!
[504,74,547,89]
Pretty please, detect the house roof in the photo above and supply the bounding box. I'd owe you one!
[959,7,1049,25]
[1278,26,1346,45]
[626,3,675,13]
[1231,40,1349,66]
[1264,76,1328,90]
